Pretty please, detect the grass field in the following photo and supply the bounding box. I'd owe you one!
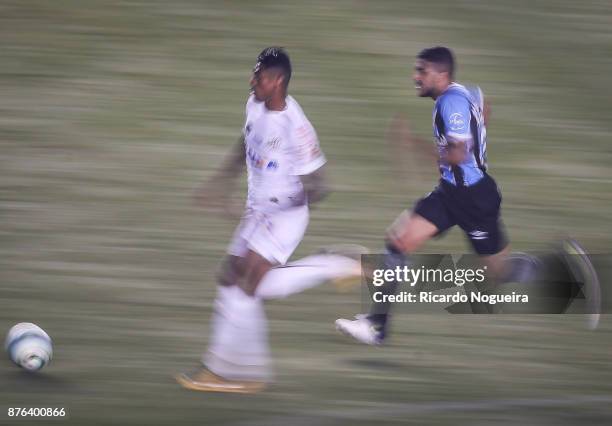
[1,1,611,424]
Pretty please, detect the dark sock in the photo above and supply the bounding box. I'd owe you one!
[368,243,409,328]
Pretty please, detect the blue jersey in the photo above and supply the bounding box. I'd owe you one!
[433,83,488,186]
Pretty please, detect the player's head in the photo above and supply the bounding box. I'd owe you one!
[250,47,292,102]
[413,46,455,98]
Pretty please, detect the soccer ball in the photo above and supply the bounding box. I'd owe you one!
[5,323,53,372]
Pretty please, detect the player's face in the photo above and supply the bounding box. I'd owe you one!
[413,59,438,98]
[250,68,282,102]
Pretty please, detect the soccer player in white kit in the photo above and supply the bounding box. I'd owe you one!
[176,47,361,393]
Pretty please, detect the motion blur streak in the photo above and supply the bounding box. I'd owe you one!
[1,1,611,424]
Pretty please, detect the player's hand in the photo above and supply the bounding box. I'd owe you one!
[441,140,467,165]
[387,113,413,149]
[194,182,225,208]
[194,180,233,211]
[483,99,491,127]
[221,196,243,221]
[194,180,243,220]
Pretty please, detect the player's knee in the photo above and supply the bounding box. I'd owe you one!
[386,222,435,254]
[216,269,232,287]
[216,256,244,287]
[216,267,235,287]
[242,270,266,296]
[241,278,257,296]
[385,232,415,255]
[241,256,273,296]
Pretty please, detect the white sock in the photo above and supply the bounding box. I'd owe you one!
[255,254,360,299]
[204,285,271,381]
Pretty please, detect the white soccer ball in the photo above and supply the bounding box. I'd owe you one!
[5,322,53,372]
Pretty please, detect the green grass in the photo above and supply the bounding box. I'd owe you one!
[1,0,611,424]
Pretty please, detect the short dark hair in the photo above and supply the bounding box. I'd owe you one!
[253,47,292,87]
[417,46,455,79]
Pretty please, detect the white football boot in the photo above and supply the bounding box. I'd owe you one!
[335,314,385,345]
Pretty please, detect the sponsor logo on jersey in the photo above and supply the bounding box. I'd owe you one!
[246,146,265,168]
[449,113,465,131]
[265,137,282,150]
[247,146,279,171]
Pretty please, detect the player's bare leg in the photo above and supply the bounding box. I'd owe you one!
[176,252,272,393]
[178,247,362,392]
[335,213,438,345]
[481,245,510,283]
[387,211,439,254]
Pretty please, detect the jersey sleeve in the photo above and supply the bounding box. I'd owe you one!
[288,119,326,175]
[438,93,472,142]
[243,94,256,136]
[466,86,484,111]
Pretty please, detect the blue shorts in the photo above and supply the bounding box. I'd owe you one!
[414,174,508,255]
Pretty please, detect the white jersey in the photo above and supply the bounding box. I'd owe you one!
[242,94,326,212]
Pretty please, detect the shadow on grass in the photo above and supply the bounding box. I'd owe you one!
[345,358,407,370]
[0,369,80,394]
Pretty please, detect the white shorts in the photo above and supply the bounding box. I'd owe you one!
[227,205,309,265]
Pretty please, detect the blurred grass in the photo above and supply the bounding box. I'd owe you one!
[1,0,611,425]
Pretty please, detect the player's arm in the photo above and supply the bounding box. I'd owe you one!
[439,94,472,166]
[291,120,328,206]
[195,135,246,208]
[299,163,330,206]
[388,113,437,161]
[385,113,438,186]
[443,138,468,166]
[216,135,247,180]
[483,99,491,127]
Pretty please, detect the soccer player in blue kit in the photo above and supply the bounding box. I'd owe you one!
[336,46,512,344]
